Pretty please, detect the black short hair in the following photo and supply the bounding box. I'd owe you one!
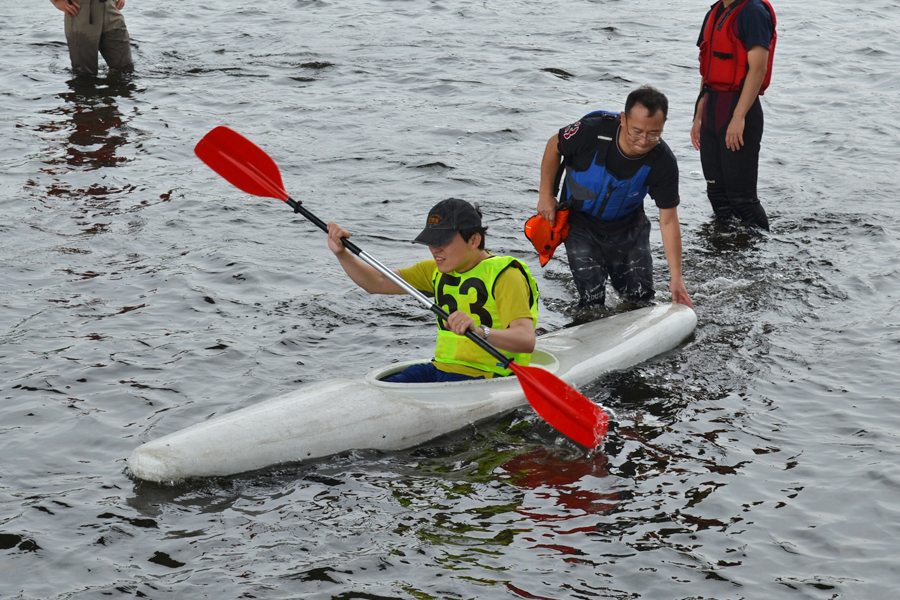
[625,85,669,120]
[460,226,487,250]
[459,203,487,249]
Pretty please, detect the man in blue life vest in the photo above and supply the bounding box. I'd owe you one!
[326,199,539,383]
[692,0,776,230]
[536,86,693,310]
[50,0,134,76]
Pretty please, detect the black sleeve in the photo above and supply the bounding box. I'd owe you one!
[557,118,601,159]
[647,143,680,210]
[738,1,774,50]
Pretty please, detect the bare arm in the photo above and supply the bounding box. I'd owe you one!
[537,134,563,225]
[691,83,707,151]
[725,45,769,151]
[326,222,406,295]
[50,0,80,17]
[658,207,694,308]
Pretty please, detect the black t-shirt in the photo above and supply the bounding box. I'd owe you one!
[697,0,774,51]
[556,115,680,211]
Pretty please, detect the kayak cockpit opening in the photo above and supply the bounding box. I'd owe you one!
[368,350,560,383]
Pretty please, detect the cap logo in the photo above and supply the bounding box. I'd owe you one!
[427,214,443,226]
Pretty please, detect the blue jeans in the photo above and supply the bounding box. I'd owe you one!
[563,215,655,307]
[384,362,486,383]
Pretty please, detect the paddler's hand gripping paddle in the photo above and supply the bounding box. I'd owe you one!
[194,126,608,448]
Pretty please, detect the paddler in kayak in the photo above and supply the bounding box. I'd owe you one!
[327,198,539,383]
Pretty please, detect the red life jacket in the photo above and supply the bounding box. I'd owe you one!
[699,0,776,94]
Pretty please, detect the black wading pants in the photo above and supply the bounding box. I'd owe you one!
[699,90,769,230]
[563,215,655,308]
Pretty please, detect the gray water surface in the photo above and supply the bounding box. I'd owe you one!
[2,1,900,598]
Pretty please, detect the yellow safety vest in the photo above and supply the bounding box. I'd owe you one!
[432,256,539,376]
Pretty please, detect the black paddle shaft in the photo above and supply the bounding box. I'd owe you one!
[286,197,514,369]
[287,197,364,255]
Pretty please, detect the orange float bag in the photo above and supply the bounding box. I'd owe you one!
[524,208,570,267]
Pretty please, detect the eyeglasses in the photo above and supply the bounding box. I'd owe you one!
[623,119,662,143]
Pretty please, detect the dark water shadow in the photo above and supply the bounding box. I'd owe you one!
[497,447,622,518]
[27,73,150,234]
[37,72,141,171]
[695,219,768,255]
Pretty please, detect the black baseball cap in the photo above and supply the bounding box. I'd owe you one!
[413,198,482,247]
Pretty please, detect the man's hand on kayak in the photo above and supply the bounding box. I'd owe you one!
[670,277,694,309]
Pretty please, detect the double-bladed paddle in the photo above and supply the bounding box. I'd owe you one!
[194,126,608,448]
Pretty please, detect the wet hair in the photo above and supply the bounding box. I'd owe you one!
[459,203,487,249]
[624,85,669,120]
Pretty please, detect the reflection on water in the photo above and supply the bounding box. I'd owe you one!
[37,73,138,171]
[499,447,620,518]
[26,74,145,237]
[5,0,900,598]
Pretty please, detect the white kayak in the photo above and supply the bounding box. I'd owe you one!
[128,303,696,482]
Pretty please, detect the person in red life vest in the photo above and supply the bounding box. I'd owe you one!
[692,0,777,230]
[326,199,539,384]
[536,86,693,310]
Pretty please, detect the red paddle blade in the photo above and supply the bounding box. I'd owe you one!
[508,362,608,449]
[194,126,290,202]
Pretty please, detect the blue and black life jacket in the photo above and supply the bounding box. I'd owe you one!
[563,111,657,222]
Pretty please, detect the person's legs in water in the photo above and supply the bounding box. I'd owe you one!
[700,92,769,230]
[99,2,133,72]
[720,97,768,230]
[700,121,734,224]
[701,90,736,224]
[64,0,102,76]
[564,224,609,308]
[64,0,134,75]
[604,217,655,306]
